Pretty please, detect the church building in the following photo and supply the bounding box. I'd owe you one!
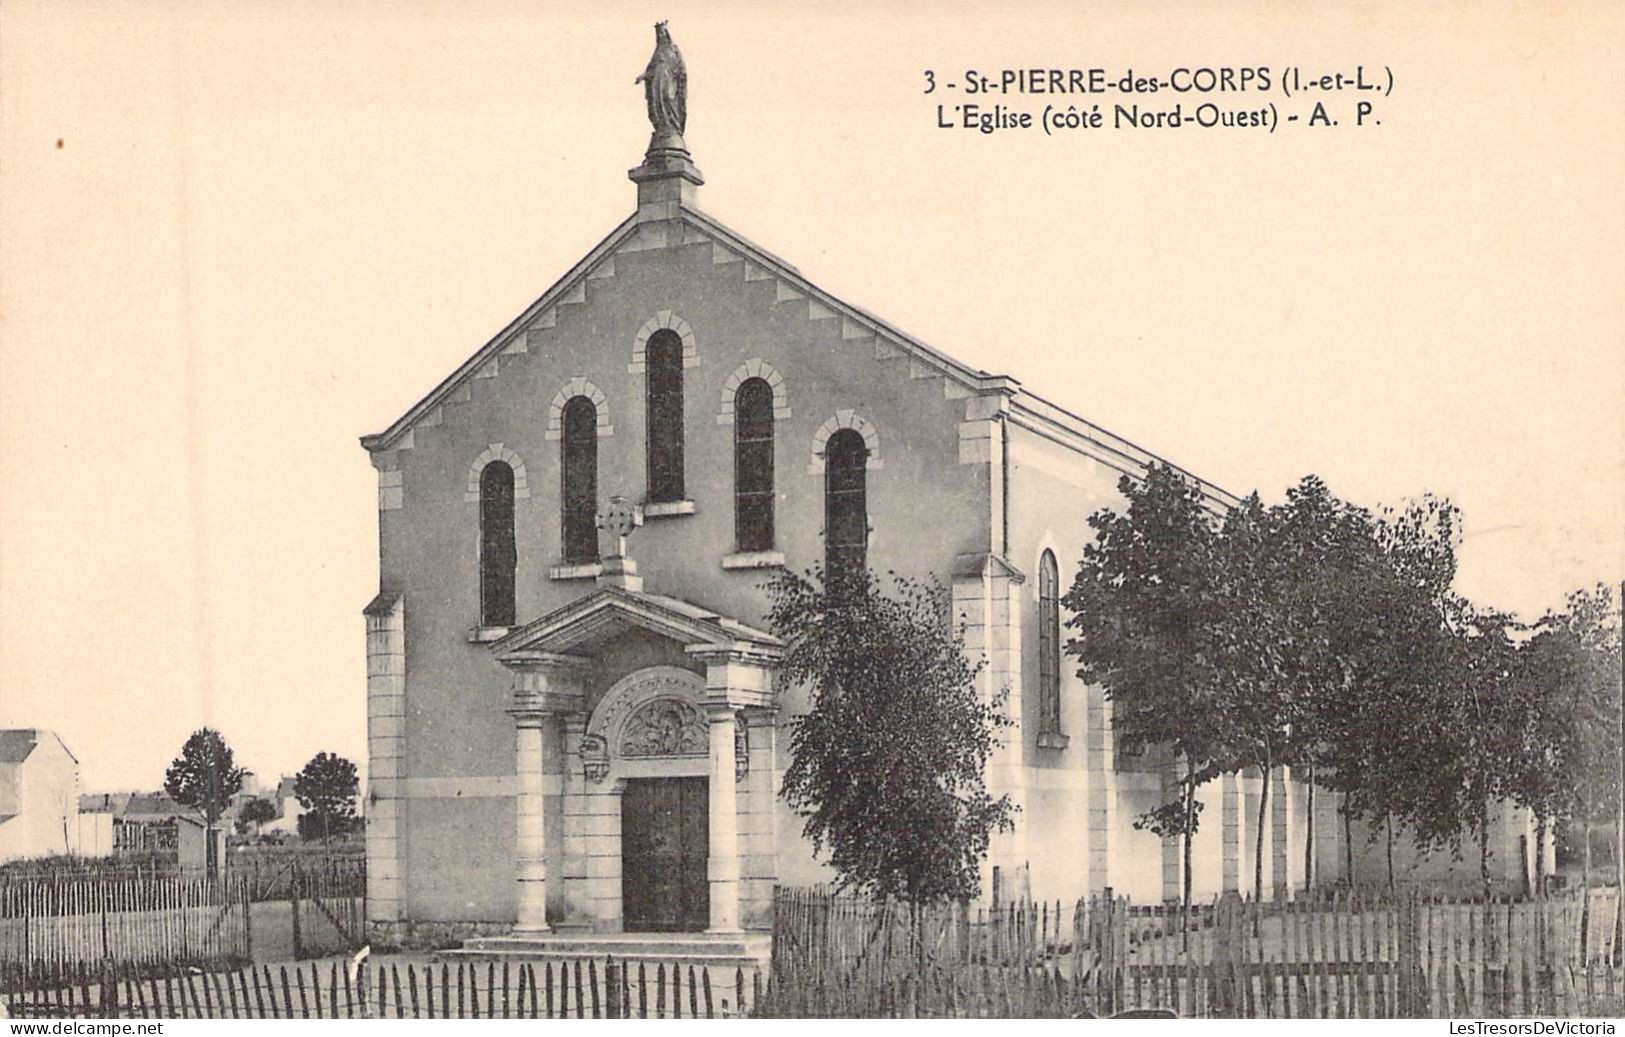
[358,28,1486,953]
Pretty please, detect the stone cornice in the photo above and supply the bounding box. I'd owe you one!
[498,650,594,673]
[684,641,785,666]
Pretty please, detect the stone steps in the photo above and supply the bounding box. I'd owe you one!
[448,931,770,967]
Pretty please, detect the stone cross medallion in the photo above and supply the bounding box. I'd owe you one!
[595,495,642,558]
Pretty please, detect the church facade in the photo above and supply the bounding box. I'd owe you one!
[358,37,1518,949]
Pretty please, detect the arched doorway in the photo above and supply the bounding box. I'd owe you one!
[584,667,715,932]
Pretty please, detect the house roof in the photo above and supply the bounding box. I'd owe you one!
[0,729,78,766]
[358,203,1239,510]
[79,792,133,814]
[121,793,192,819]
[0,730,39,764]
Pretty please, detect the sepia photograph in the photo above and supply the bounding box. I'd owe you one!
[1,0,1622,1024]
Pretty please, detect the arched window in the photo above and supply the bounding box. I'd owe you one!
[479,461,517,626]
[824,428,868,586]
[1037,549,1067,747]
[734,378,775,552]
[646,329,685,503]
[561,396,599,564]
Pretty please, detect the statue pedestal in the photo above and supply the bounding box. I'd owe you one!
[630,146,704,210]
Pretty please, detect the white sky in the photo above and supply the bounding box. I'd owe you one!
[2,1,1621,792]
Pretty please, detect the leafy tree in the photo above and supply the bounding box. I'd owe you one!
[163,728,245,873]
[1206,492,1302,899]
[1063,462,1229,911]
[1435,597,1523,889]
[237,797,278,836]
[1510,619,1586,890]
[1315,495,1463,889]
[294,752,359,843]
[1552,585,1623,866]
[1264,476,1380,888]
[1517,585,1621,936]
[766,566,1015,905]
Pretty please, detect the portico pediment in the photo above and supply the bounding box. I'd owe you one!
[492,586,783,719]
[491,586,782,663]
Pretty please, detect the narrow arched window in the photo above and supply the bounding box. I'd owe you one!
[824,428,868,586]
[734,379,775,552]
[479,461,516,626]
[1038,549,1065,744]
[561,396,599,564]
[646,329,685,503]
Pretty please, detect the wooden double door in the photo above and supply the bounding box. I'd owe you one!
[621,777,709,932]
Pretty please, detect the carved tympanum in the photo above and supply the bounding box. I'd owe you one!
[620,698,707,758]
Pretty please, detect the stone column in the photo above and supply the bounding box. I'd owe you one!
[1221,772,1242,893]
[513,713,550,933]
[705,704,742,933]
[688,644,780,934]
[559,712,589,922]
[1272,767,1297,900]
[498,651,588,936]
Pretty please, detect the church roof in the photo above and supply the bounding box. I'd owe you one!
[359,201,1238,509]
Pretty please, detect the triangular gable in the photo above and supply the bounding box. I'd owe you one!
[357,202,1239,511]
[358,204,1005,454]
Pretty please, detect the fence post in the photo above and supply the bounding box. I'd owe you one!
[243,877,253,961]
[1211,892,1241,1018]
[290,865,303,961]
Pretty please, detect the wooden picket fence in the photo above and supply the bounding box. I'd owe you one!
[0,874,250,980]
[0,859,368,983]
[764,886,1625,1018]
[1,956,763,1019]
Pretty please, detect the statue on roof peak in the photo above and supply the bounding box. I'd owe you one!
[635,21,687,153]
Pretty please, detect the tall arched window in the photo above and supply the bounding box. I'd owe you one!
[824,428,868,586]
[646,329,685,503]
[734,378,775,552]
[561,396,599,564]
[479,461,516,627]
[1037,549,1067,747]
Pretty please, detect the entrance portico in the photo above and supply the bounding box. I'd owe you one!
[491,584,781,941]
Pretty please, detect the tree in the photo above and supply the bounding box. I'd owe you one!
[1517,585,1622,938]
[1434,596,1523,890]
[294,752,359,843]
[237,797,278,837]
[766,566,1015,905]
[1063,462,1229,912]
[164,727,245,873]
[1510,619,1586,891]
[1264,476,1380,889]
[1207,492,1302,899]
[1315,494,1464,889]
